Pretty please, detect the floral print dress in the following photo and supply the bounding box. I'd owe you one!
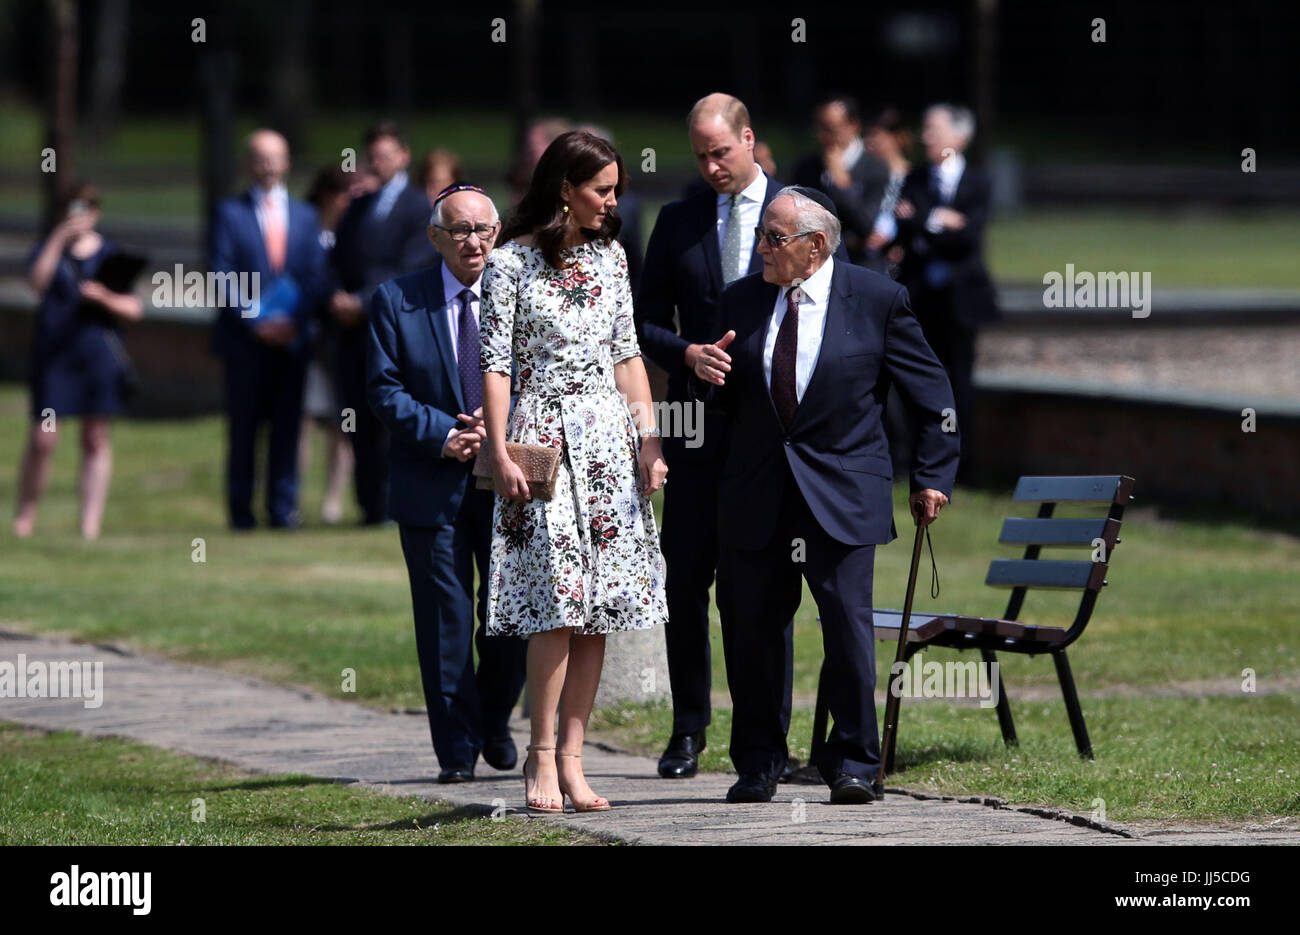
[479,237,668,637]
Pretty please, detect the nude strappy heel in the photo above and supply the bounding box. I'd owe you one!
[523,744,563,814]
[557,751,611,812]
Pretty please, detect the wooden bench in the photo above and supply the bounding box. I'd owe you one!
[810,474,1136,773]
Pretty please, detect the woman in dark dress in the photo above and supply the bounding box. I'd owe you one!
[13,183,143,539]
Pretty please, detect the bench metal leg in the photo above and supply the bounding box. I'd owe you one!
[981,648,1017,748]
[1052,648,1094,759]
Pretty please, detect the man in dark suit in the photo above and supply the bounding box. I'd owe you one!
[636,93,799,779]
[211,129,326,529]
[791,94,889,269]
[893,104,998,483]
[691,186,958,804]
[332,122,438,524]
[366,183,526,782]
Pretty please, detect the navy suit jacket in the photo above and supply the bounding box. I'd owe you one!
[694,261,959,549]
[333,182,438,311]
[209,191,326,359]
[791,148,890,264]
[366,257,515,528]
[894,164,999,330]
[637,174,848,463]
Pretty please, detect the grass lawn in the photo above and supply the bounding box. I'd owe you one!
[0,722,592,845]
[1,383,1298,823]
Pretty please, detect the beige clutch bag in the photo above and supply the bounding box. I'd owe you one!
[472,441,562,500]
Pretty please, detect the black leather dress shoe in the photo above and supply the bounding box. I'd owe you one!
[437,767,474,784]
[727,773,779,803]
[828,772,874,804]
[658,731,706,778]
[481,735,518,771]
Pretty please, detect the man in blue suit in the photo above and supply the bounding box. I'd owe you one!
[366,183,526,782]
[211,129,326,529]
[637,94,853,779]
[332,122,438,525]
[691,187,958,804]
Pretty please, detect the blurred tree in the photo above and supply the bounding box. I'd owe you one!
[268,0,312,152]
[87,0,130,144]
[41,0,77,232]
[512,0,540,186]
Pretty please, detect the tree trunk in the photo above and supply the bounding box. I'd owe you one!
[42,0,78,232]
[87,0,130,145]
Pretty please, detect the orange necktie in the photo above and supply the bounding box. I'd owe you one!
[262,192,286,274]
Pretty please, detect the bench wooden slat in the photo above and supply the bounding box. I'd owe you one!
[1012,475,1135,504]
[985,559,1107,590]
[999,517,1120,548]
[944,615,1068,643]
[871,610,949,643]
[871,610,1069,645]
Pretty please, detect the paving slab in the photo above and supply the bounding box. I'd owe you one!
[2,631,1295,846]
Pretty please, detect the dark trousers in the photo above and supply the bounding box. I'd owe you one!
[337,326,389,523]
[660,454,793,737]
[222,345,306,528]
[718,467,880,784]
[398,487,527,769]
[915,287,976,483]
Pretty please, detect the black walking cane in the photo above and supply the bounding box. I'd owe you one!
[873,501,930,799]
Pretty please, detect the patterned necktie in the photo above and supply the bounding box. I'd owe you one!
[455,288,482,414]
[262,192,286,274]
[770,287,800,429]
[722,192,745,284]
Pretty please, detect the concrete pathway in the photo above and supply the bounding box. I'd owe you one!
[2,630,1295,845]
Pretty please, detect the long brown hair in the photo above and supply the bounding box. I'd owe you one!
[499,130,626,270]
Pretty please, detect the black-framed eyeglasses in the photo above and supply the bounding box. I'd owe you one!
[754,226,818,248]
[433,222,499,242]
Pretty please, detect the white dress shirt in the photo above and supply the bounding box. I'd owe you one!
[925,152,966,233]
[373,170,409,222]
[762,256,835,405]
[251,182,288,238]
[826,136,865,181]
[441,261,483,454]
[716,167,768,280]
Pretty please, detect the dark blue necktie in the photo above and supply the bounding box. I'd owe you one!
[925,167,953,289]
[455,288,482,414]
[770,288,799,429]
[929,166,945,204]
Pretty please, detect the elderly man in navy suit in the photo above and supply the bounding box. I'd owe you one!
[366,183,526,782]
[692,186,958,804]
[211,129,327,529]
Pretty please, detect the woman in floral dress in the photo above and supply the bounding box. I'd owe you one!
[479,131,668,813]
